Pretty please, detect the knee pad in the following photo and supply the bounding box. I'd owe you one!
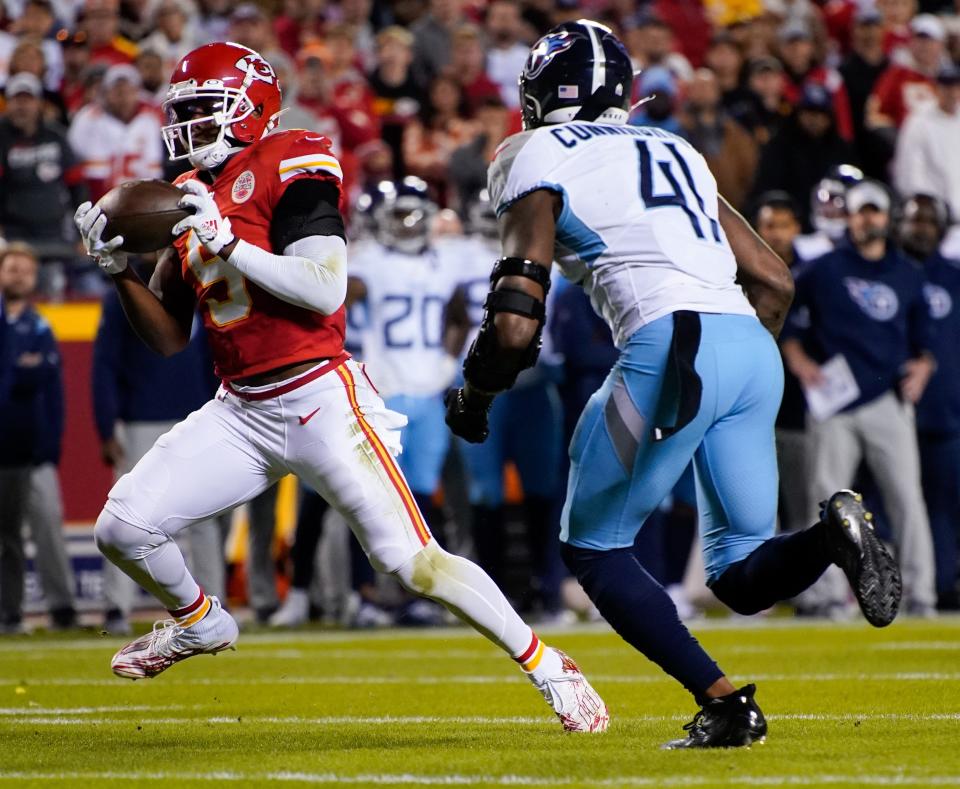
[391,541,464,598]
[94,508,167,562]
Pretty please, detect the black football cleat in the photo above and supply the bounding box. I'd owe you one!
[821,489,902,628]
[662,684,767,749]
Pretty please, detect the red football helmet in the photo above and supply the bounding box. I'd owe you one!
[161,42,283,170]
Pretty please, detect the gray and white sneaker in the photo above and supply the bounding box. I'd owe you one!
[110,597,238,679]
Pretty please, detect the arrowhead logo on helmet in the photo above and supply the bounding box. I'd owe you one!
[235,53,276,85]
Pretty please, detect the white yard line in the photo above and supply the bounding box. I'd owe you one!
[1,616,956,654]
[0,705,182,715]
[3,712,959,726]
[0,771,957,786]
[3,672,960,687]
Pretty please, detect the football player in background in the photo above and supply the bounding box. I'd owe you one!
[455,190,566,614]
[445,20,902,748]
[345,177,467,535]
[72,42,608,734]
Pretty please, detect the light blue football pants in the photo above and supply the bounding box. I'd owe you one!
[385,393,450,495]
[561,312,784,584]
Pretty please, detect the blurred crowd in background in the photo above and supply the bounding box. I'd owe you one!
[2,0,960,634]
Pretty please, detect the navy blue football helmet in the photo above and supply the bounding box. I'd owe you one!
[519,19,634,130]
[372,176,437,254]
[811,164,864,240]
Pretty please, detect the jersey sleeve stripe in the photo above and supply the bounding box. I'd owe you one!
[278,154,343,182]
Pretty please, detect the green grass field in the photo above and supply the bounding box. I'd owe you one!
[0,616,958,788]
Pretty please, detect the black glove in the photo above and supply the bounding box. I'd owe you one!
[444,387,493,443]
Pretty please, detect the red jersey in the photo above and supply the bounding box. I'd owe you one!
[173,129,346,381]
[871,65,936,128]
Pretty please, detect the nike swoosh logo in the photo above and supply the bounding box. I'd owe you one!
[299,406,322,425]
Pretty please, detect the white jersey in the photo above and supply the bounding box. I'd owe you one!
[488,121,755,348]
[443,233,562,384]
[350,241,461,399]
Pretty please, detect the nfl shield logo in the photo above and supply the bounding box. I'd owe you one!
[232,171,256,204]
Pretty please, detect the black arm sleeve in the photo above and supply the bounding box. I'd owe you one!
[270,178,346,253]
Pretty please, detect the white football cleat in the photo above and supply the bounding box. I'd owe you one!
[110,596,238,679]
[269,588,310,628]
[529,648,610,733]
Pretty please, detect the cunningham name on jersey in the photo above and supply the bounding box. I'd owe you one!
[487,121,755,348]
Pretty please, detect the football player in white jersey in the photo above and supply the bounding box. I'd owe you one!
[346,178,465,530]
[445,20,903,748]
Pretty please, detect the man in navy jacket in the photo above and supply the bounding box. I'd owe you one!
[782,179,938,616]
[0,243,70,632]
[900,193,960,610]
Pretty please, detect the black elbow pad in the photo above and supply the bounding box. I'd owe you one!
[462,257,550,394]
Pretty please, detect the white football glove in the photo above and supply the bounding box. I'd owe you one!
[74,202,127,275]
[173,179,235,256]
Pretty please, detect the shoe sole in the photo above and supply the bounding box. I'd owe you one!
[111,640,236,680]
[822,491,902,628]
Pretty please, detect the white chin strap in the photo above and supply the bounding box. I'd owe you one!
[188,138,243,170]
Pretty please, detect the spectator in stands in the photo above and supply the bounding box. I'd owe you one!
[336,0,377,72]
[59,30,93,117]
[0,73,86,255]
[753,193,812,539]
[679,68,758,212]
[196,0,233,43]
[484,0,528,109]
[624,14,693,81]
[80,0,138,66]
[867,13,946,133]
[652,0,712,68]
[449,95,510,208]
[778,18,854,140]
[781,179,938,616]
[402,73,474,197]
[7,38,68,124]
[899,193,960,611]
[135,49,166,99]
[880,0,922,59]
[19,255,76,631]
[92,269,225,634]
[272,0,325,60]
[629,65,681,135]
[732,56,790,147]
[448,24,501,113]
[0,243,61,633]
[139,0,199,75]
[411,0,465,84]
[838,5,890,179]
[368,26,424,179]
[893,66,960,220]
[703,31,750,114]
[229,3,293,83]
[751,83,856,230]
[10,0,63,92]
[67,63,163,202]
[287,43,376,196]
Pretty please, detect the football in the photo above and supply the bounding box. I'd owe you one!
[96,179,190,254]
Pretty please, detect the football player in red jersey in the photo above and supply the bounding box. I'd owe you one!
[72,42,608,733]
